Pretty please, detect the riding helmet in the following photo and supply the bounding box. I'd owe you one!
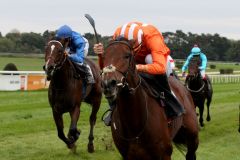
[56,25,72,38]
[191,47,201,55]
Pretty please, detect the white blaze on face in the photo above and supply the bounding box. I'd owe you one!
[45,44,56,69]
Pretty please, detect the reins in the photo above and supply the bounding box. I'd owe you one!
[186,81,205,93]
[103,40,149,142]
[186,73,205,93]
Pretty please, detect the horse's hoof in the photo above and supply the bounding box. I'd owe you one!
[88,143,94,153]
[206,117,211,121]
[67,143,77,153]
[200,123,204,127]
[70,144,77,154]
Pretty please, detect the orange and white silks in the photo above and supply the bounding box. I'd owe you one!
[113,22,170,75]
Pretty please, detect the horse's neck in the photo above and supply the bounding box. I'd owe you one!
[51,60,74,87]
[117,76,147,126]
[188,75,204,88]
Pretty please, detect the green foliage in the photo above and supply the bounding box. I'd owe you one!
[219,68,234,74]
[3,63,18,71]
[0,84,239,160]
[209,64,216,69]
[0,30,239,62]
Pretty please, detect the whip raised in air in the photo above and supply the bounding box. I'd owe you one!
[84,14,99,43]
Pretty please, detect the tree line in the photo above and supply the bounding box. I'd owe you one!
[0,30,239,62]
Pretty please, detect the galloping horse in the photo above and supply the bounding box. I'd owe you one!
[101,39,199,160]
[185,56,213,127]
[44,40,102,152]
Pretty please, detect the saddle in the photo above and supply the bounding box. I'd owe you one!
[71,62,87,79]
[71,61,94,98]
[139,73,184,118]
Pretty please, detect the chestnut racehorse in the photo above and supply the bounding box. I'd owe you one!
[101,39,199,160]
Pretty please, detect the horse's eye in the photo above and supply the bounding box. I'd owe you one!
[124,54,131,59]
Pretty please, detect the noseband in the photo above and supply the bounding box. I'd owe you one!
[102,41,141,93]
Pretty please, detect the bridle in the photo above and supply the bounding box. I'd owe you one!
[102,40,148,142]
[45,40,68,74]
[102,40,141,94]
[186,65,205,93]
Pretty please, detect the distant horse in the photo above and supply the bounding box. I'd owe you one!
[44,40,102,152]
[101,39,199,160]
[185,56,213,127]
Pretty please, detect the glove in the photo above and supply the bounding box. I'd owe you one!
[93,43,104,55]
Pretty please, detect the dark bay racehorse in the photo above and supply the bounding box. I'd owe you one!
[101,39,199,160]
[44,40,102,152]
[185,56,213,127]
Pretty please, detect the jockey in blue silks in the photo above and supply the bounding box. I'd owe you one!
[56,25,94,84]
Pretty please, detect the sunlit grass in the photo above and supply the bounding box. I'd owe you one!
[0,84,239,160]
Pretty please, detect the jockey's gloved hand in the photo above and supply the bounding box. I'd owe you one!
[93,43,104,55]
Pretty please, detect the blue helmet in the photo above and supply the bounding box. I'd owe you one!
[56,25,72,38]
[191,47,201,55]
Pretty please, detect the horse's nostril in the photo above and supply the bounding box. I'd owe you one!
[43,65,46,71]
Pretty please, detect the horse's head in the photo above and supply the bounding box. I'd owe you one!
[101,38,138,103]
[44,40,67,80]
[187,56,201,80]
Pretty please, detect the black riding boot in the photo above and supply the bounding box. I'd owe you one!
[155,74,185,117]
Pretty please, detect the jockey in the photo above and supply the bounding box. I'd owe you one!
[94,22,184,126]
[182,45,207,79]
[56,25,94,84]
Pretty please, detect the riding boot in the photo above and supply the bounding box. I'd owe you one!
[83,63,95,84]
[155,74,185,117]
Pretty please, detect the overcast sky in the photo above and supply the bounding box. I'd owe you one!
[0,0,239,40]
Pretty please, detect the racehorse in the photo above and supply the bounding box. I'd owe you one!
[101,39,199,160]
[44,39,102,152]
[185,56,213,127]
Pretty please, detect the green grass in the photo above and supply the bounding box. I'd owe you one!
[0,55,240,72]
[0,84,239,160]
[0,56,44,71]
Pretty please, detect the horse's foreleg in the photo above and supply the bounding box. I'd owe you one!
[68,105,81,145]
[52,111,74,148]
[198,105,204,127]
[206,97,212,122]
[88,99,101,153]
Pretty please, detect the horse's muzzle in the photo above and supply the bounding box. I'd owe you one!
[44,65,55,80]
[102,79,118,103]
